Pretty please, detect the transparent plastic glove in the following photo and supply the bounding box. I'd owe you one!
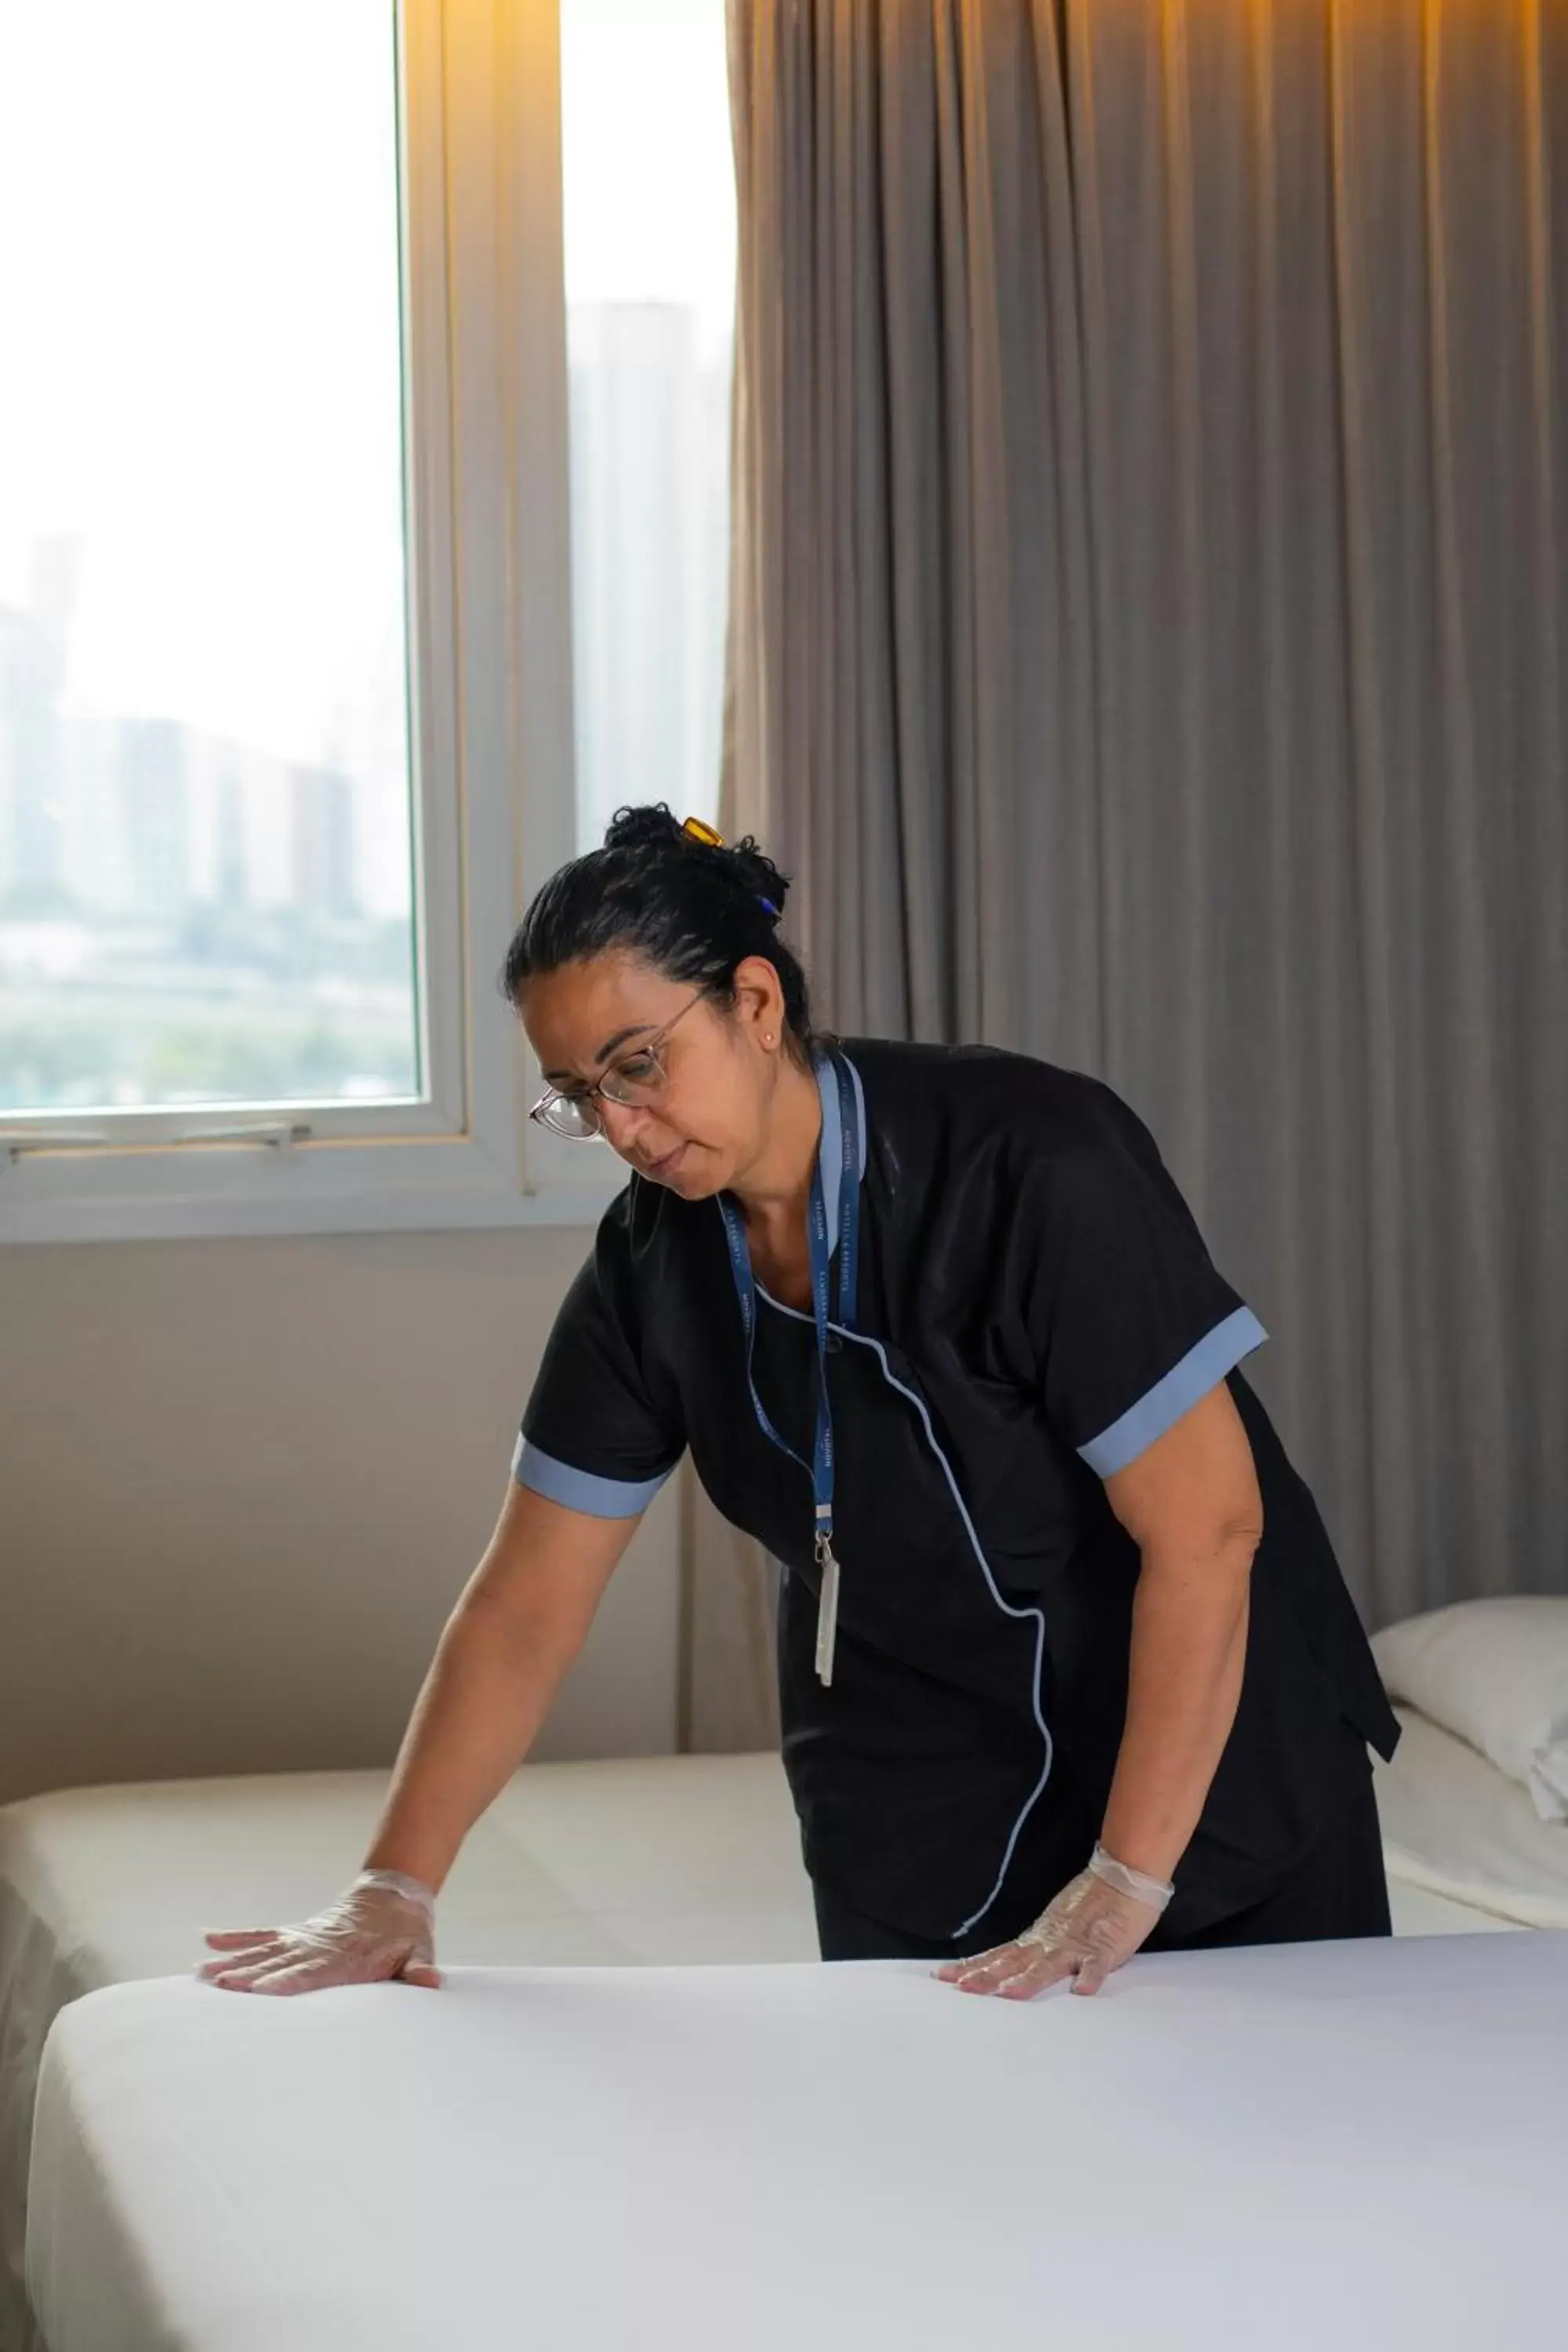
[197,1867,441,1996]
[934,1845,1173,2001]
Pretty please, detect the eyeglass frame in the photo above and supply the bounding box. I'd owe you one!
[527,986,708,1139]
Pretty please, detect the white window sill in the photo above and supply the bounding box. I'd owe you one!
[0,1138,626,1245]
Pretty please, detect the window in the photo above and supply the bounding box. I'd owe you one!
[560,0,734,853]
[0,0,739,1243]
[0,2,421,1121]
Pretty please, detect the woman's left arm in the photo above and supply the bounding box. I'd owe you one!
[936,1383,1261,1998]
[1098,1380,1261,1882]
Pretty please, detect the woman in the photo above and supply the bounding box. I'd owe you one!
[201,806,1398,2003]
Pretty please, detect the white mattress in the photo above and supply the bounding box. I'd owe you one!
[29,1933,1568,2352]
[0,1753,814,2352]
[1374,1704,1568,1929]
[8,1719,1563,2350]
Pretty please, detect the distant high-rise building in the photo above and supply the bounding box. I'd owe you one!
[213,764,247,906]
[0,539,82,909]
[118,715,190,917]
[0,602,29,905]
[568,303,732,850]
[290,761,355,913]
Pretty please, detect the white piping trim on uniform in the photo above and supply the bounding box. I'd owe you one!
[758,1285,1054,1941]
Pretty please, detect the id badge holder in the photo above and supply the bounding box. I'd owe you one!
[814,1530,841,1686]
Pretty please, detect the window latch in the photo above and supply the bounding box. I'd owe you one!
[2,1120,313,1168]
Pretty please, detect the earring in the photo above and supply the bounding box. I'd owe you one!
[763,1033,775,1047]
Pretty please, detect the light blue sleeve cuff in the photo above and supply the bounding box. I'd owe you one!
[510,1435,676,1519]
[1078,1305,1269,1478]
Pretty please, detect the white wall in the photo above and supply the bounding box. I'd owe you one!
[0,1227,681,1807]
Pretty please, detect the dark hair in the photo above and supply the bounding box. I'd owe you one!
[499,803,815,1054]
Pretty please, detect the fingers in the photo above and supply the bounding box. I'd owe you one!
[201,1951,320,1993]
[934,1936,1090,2001]
[985,1942,1079,1999]
[933,1940,1036,1990]
[196,1938,287,1980]
[212,1948,364,1994]
[198,1936,438,1994]
[245,1952,441,1994]
[1000,1944,1078,1999]
[932,1943,1014,1991]
[934,1940,1069,1998]
[235,1955,351,1996]
[203,1929,282,1950]
[1071,1949,1109,1996]
[934,1941,1023,1994]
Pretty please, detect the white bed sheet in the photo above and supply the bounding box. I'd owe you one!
[29,1933,1568,2352]
[10,1719,1563,2350]
[1374,1704,1568,1929]
[0,1753,814,2352]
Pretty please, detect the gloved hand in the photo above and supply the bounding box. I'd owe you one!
[197,1867,441,1996]
[934,1844,1173,2000]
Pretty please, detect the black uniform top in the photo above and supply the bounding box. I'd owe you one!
[514,1040,1399,1944]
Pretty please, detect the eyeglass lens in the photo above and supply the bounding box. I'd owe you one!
[544,1059,666,1138]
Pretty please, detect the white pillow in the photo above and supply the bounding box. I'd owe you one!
[1372,1597,1568,1824]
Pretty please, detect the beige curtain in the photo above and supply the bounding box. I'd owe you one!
[711,0,1568,1687]
[677,1465,781,1751]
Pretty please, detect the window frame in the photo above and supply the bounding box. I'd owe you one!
[0,0,626,1243]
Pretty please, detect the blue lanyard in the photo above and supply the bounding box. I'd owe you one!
[717,1051,860,1684]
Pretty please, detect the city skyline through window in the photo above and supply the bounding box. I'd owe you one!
[0,1,739,1124]
[0,2,417,1116]
[561,0,735,855]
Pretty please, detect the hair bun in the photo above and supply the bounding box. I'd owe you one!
[601,803,789,924]
[601,803,687,855]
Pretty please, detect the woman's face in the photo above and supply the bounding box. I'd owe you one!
[520,952,786,1198]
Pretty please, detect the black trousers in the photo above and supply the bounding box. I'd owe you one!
[813,1758,1392,1964]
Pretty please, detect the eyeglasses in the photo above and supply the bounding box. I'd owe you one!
[528,989,706,1141]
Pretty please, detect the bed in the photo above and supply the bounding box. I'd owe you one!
[1375,1704,1568,1933]
[1370,1594,1568,1936]
[0,1752,816,2352]
[5,1706,1565,2350]
[26,1932,1568,2352]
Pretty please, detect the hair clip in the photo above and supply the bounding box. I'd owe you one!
[681,815,724,848]
[758,897,779,918]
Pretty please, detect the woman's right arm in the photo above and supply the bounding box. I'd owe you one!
[198,1481,644,1994]
[361,1479,643,1892]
